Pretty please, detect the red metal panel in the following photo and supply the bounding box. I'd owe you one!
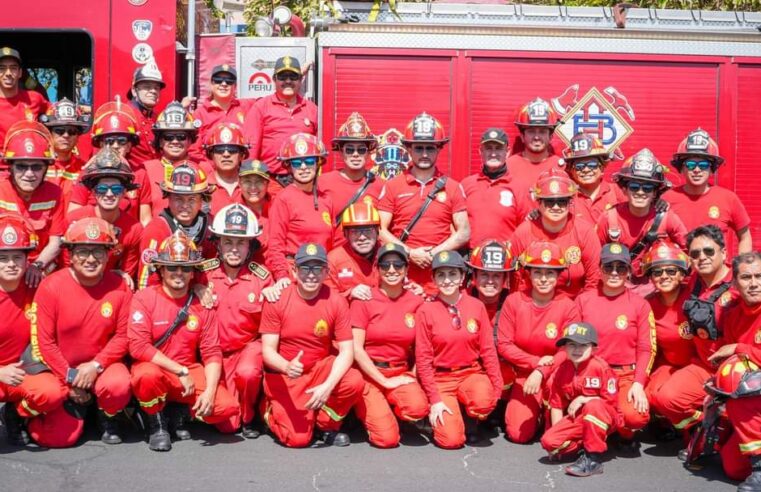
[734,64,761,242]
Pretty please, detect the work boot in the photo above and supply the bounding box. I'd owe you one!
[241,422,261,439]
[677,448,689,462]
[464,416,482,445]
[316,429,350,447]
[144,411,172,452]
[2,404,29,446]
[97,410,122,445]
[738,455,761,492]
[565,451,604,477]
[166,402,191,441]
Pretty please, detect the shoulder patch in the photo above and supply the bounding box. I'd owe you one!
[249,261,271,280]
[198,258,220,272]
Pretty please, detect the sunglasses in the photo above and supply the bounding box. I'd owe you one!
[103,136,130,146]
[288,157,319,168]
[650,267,680,278]
[689,247,716,259]
[297,265,325,276]
[378,260,406,271]
[94,183,126,196]
[165,265,195,273]
[626,181,656,194]
[573,159,601,172]
[347,226,376,238]
[13,163,46,173]
[211,76,236,85]
[541,198,570,208]
[411,145,438,154]
[212,145,241,155]
[162,133,189,142]
[684,160,712,172]
[447,304,462,330]
[602,263,630,275]
[343,145,369,156]
[51,127,79,136]
[72,247,108,261]
[276,72,301,82]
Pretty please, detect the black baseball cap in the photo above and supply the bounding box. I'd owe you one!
[377,242,408,263]
[556,322,599,347]
[274,56,301,76]
[600,242,632,266]
[432,250,466,271]
[0,47,21,64]
[211,64,237,79]
[295,243,327,266]
[481,128,508,146]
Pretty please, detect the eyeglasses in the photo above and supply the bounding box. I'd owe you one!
[689,247,716,259]
[12,163,46,173]
[94,183,126,196]
[411,145,438,154]
[446,304,462,330]
[343,145,368,156]
[347,226,376,238]
[276,72,300,82]
[650,267,680,278]
[378,260,406,271]
[162,133,189,142]
[165,265,194,273]
[602,263,630,275]
[51,127,79,137]
[212,145,241,155]
[626,181,656,194]
[288,157,319,168]
[297,265,325,276]
[72,247,108,261]
[541,198,570,209]
[684,160,712,172]
[103,136,130,146]
[573,159,601,172]
[211,76,236,85]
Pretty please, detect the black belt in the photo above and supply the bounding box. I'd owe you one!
[373,360,408,369]
[611,364,636,371]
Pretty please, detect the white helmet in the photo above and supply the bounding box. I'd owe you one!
[209,204,261,238]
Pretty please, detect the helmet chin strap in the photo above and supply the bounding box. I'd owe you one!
[482,163,507,180]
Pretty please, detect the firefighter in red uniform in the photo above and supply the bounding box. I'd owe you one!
[351,243,428,448]
[498,241,580,443]
[416,251,503,449]
[39,98,89,207]
[461,128,531,247]
[563,133,624,224]
[377,113,470,294]
[239,159,271,264]
[510,168,601,298]
[243,56,318,195]
[541,322,623,477]
[266,133,334,286]
[1,121,64,287]
[202,204,272,438]
[576,243,655,448]
[138,162,216,290]
[190,64,251,162]
[0,47,49,144]
[663,128,751,254]
[320,112,383,247]
[0,214,66,446]
[507,97,563,196]
[204,122,249,215]
[260,242,364,448]
[596,148,688,283]
[129,230,239,452]
[27,217,132,447]
[126,62,166,167]
[65,149,143,285]
[69,101,153,225]
[326,202,380,299]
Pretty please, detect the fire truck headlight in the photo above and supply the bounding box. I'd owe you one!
[254,17,274,37]
[272,6,292,26]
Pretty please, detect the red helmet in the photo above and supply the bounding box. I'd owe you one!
[613,148,669,189]
[79,148,137,190]
[159,161,213,195]
[39,97,89,130]
[467,239,515,272]
[3,121,55,163]
[642,239,690,274]
[713,355,760,396]
[521,241,566,269]
[278,133,327,163]
[401,112,448,144]
[562,133,609,162]
[515,98,560,130]
[671,128,724,168]
[534,168,577,199]
[204,122,249,157]
[63,217,117,247]
[341,201,380,228]
[332,112,377,150]
[152,230,204,266]
[0,213,38,251]
[153,101,199,133]
[91,101,140,146]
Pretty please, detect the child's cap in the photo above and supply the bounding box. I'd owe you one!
[556,322,598,347]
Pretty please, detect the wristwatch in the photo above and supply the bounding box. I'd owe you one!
[176,366,189,377]
[92,361,104,374]
[31,261,44,270]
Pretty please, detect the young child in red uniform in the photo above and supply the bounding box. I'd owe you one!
[541,322,623,477]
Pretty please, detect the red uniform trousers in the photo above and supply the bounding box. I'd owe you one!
[262,356,364,448]
[130,362,239,424]
[431,366,497,449]
[354,365,429,448]
[215,341,264,433]
[649,363,711,431]
[720,396,761,481]
[500,360,516,398]
[0,373,67,418]
[26,363,132,448]
[612,367,649,438]
[505,373,549,443]
[541,399,619,456]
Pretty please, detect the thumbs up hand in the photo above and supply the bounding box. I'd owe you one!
[286,350,304,379]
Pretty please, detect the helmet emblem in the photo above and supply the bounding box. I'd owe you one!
[295,138,308,156]
[2,226,18,246]
[85,223,101,240]
[540,249,552,263]
[220,127,233,144]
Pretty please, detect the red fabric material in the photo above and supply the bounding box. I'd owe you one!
[662,185,750,244]
[726,396,761,458]
[46,155,86,210]
[504,376,547,443]
[216,340,263,431]
[207,173,243,216]
[69,166,152,222]
[571,180,625,225]
[190,97,252,162]
[318,170,383,248]
[5,372,67,418]
[196,34,237,101]
[649,362,711,429]
[541,398,618,456]
[613,367,650,434]
[127,101,159,169]
[0,282,34,365]
[723,299,761,364]
[326,244,378,297]
[646,288,696,368]
[505,153,563,197]
[0,90,49,144]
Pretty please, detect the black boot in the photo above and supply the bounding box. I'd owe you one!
[738,455,761,492]
[565,451,604,477]
[316,429,350,447]
[97,410,122,445]
[464,416,482,445]
[144,411,172,452]
[166,403,191,441]
[241,422,261,439]
[2,404,29,446]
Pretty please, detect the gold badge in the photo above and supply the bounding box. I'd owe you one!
[720,291,733,307]
[306,243,318,255]
[187,315,199,331]
[545,322,558,339]
[708,206,720,219]
[248,293,256,303]
[678,321,693,340]
[466,318,478,334]
[436,191,447,203]
[362,195,373,205]
[549,180,560,194]
[541,249,552,263]
[657,245,670,258]
[322,211,332,226]
[404,313,415,329]
[564,246,581,265]
[385,243,396,251]
[439,251,449,262]
[615,314,628,330]
[101,302,113,318]
[755,329,761,345]
[314,319,328,337]
[610,243,623,254]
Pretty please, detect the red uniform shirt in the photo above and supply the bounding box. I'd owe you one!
[265,185,334,280]
[350,288,424,365]
[497,291,580,376]
[259,284,351,372]
[506,153,563,197]
[318,170,383,248]
[0,90,49,144]
[33,270,131,379]
[0,180,65,262]
[199,263,273,354]
[646,288,696,368]
[129,285,221,366]
[326,244,379,297]
[662,186,750,243]
[572,181,625,225]
[207,173,243,216]
[127,101,159,168]
[142,158,177,216]
[415,293,503,404]
[69,166,152,222]
[687,271,738,368]
[509,216,601,298]
[548,355,620,416]
[0,283,35,366]
[64,206,143,278]
[723,300,761,365]
[576,288,656,385]
[46,155,86,209]
[190,97,252,162]
[242,94,318,176]
[460,172,531,248]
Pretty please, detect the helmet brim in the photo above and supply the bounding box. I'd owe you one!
[331,137,378,151]
[671,153,725,168]
[400,138,449,145]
